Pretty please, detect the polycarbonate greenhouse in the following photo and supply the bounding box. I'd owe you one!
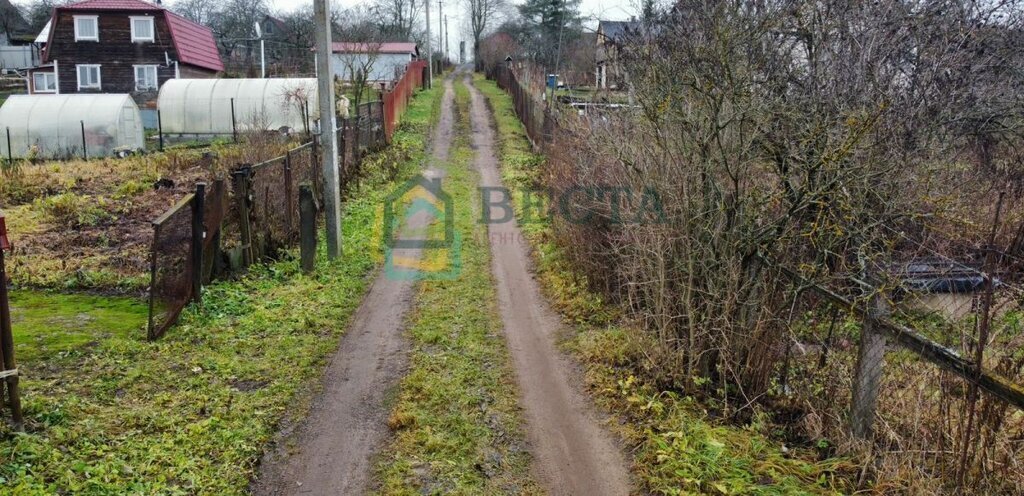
[0,94,145,159]
[157,78,319,135]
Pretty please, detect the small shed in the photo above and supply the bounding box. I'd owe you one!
[157,78,319,135]
[0,94,145,159]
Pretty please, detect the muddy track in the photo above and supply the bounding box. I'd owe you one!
[252,75,457,496]
[463,73,632,495]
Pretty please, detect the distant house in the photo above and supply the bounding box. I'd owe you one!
[595,20,639,89]
[26,0,223,107]
[256,15,312,75]
[0,0,40,72]
[331,42,419,84]
[259,15,290,41]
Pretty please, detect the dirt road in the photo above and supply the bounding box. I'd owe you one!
[252,77,456,496]
[465,75,633,495]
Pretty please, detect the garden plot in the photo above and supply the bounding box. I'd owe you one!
[0,138,293,293]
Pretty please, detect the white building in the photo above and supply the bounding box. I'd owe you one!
[330,42,418,84]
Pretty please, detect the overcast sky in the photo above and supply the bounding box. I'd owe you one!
[267,0,641,59]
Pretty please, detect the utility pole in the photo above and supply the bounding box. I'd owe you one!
[438,0,444,62]
[426,0,433,86]
[314,0,342,258]
[445,15,449,64]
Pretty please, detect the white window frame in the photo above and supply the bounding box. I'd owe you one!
[33,72,57,93]
[130,16,154,42]
[74,15,99,42]
[133,64,159,91]
[76,64,101,90]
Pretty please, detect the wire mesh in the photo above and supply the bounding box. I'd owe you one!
[147,194,194,340]
[201,179,229,283]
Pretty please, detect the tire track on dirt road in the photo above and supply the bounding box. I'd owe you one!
[464,74,633,495]
[253,75,456,496]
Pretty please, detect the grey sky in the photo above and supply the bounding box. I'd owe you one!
[267,0,640,59]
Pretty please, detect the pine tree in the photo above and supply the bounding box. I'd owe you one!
[516,0,582,68]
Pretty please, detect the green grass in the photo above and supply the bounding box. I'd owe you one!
[473,74,856,495]
[373,78,540,495]
[8,291,149,364]
[0,84,443,495]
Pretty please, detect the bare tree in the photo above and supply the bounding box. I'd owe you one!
[464,0,506,69]
[371,0,421,40]
[171,0,268,75]
[170,0,218,26]
[11,0,54,33]
[531,0,1024,490]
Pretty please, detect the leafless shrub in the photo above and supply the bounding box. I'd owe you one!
[537,0,1024,491]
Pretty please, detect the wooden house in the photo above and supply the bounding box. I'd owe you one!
[26,0,223,107]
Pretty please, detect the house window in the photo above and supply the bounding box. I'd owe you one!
[33,72,57,93]
[131,16,154,42]
[134,65,158,91]
[77,64,101,90]
[74,16,99,41]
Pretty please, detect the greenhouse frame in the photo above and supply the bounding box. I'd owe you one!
[0,94,145,160]
[157,78,319,136]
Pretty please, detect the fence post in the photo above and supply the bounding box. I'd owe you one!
[80,120,87,160]
[851,289,889,439]
[157,110,164,152]
[208,179,225,281]
[232,168,253,267]
[191,182,206,303]
[5,127,11,164]
[304,100,311,139]
[284,150,294,237]
[0,214,23,430]
[230,98,238,143]
[299,183,316,274]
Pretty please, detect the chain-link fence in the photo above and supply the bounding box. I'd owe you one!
[355,101,386,155]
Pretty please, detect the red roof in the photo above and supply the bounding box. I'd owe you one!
[332,42,418,55]
[49,0,223,72]
[63,0,162,10]
[165,11,224,71]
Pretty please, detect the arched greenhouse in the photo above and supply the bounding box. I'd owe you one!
[0,94,145,159]
[157,78,319,135]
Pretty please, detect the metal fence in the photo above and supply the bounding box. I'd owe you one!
[147,193,196,339]
[383,60,428,141]
[147,63,428,338]
[0,46,38,71]
[147,141,322,339]
[487,64,549,147]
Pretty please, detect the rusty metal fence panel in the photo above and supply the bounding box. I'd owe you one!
[147,194,195,340]
[147,139,327,338]
[249,157,291,260]
[201,179,229,283]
